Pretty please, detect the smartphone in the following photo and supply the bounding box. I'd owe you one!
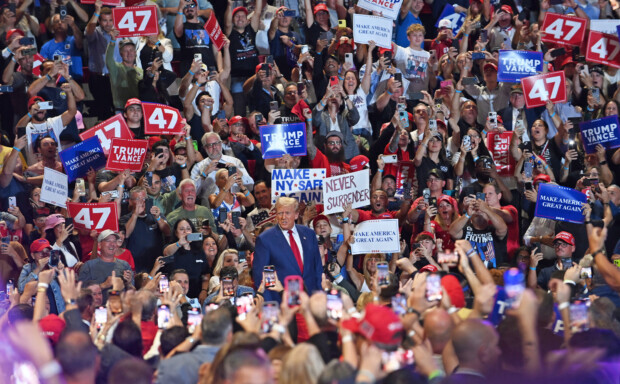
[157,304,171,329]
[21,47,36,57]
[19,37,35,46]
[38,101,53,110]
[399,111,409,128]
[0,85,13,93]
[297,82,305,96]
[235,294,253,320]
[186,232,203,242]
[488,112,497,128]
[160,255,175,264]
[471,52,485,61]
[503,268,524,309]
[440,80,451,90]
[480,29,488,43]
[561,258,573,270]
[216,110,226,120]
[218,207,227,224]
[1,236,10,254]
[383,154,398,164]
[76,178,86,196]
[8,196,16,207]
[319,31,329,41]
[338,19,346,28]
[101,190,119,199]
[95,306,107,329]
[438,251,458,264]
[222,277,234,297]
[462,77,478,86]
[187,309,202,333]
[428,119,437,132]
[525,181,533,190]
[551,48,566,58]
[569,300,589,333]
[16,127,26,138]
[284,275,303,306]
[264,265,276,288]
[48,250,62,268]
[159,275,170,293]
[326,289,343,320]
[64,217,73,227]
[523,161,534,179]
[426,273,443,301]
[422,188,430,203]
[255,113,264,125]
[283,10,296,17]
[238,251,246,264]
[261,301,279,333]
[462,135,471,151]
[228,166,237,177]
[145,198,153,213]
[59,5,67,19]
[394,73,402,84]
[269,101,279,112]
[262,63,271,77]
[377,261,389,287]
[6,280,14,293]
[145,171,153,188]
[383,51,392,61]
[344,52,353,67]
[194,53,202,62]
[8,3,15,13]
[580,267,592,279]
[231,211,240,229]
[429,196,437,207]
[329,76,339,88]
[391,294,407,315]
[410,92,424,100]
[301,45,309,54]
[591,88,601,103]
[403,181,412,200]
[476,192,486,201]
[614,259,620,268]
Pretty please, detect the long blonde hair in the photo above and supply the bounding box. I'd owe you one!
[212,248,238,277]
[279,344,325,384]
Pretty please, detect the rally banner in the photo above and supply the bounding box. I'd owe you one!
[59,136,106,182]
[497,50,544,83]
[356,0,403,20]
[79,114,132,155]
[67,202,119,232]
[40,167,68,208]
[271,168,325,205]
[142,102,185,135]
[81,0,121,5]
[521,71,566,108]
[487,132,515,176]
[259,123,307,159]
[585,30,620,69]
[435,4,465,36]
[113,5,158,38]
[541,13,587,47]
[395,161,415,198]
[534,183,586,224]
[203,12,225,50]
[350,219,400,255]
[106,138,149,172]
[323,169,371,214]
[18,53,44,77]
[579,115,620,154]
[352,14,393,49]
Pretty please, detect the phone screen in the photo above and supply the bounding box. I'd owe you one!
[236,294,253,320]
[159,276,169,293]
[95,306,107,329]
[326,290,343,320]
[377,262,389,287]
[264,266,276,288]
[157,305,171,329]
[222,278,234,297]
[426,274,442,301]
[187,309,203,333]
[285,277,301,306]
[261,302,279,332]
[391,294,407,315]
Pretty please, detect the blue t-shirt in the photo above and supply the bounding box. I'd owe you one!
[395,12,422,48]
[40,36,83,78]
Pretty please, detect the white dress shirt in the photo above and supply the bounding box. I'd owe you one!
[280,225,304,264]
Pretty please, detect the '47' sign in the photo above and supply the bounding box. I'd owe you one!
[521,71,567,108]
[586,30,620,69]
[113,5,158,38]
[79,114,132,155]
[142,102,185,135]
[67,202,119,232]
[541,13,587,47]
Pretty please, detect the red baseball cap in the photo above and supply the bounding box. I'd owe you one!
[228,115,248,126]
[28,96,45,110]
[232,6,248,17]
[416,231,435,242]
[420,265,439,273]
[39,314,66,345]
[312,214,330,229]
[441,275,465,308]
[554,231,575,246]
[6,28,24,42]
[313,3,328,14]
[341,304,404,350]
[255,63,272,74]
[500,5,513,14]
[350,155,370,171]
[438,195,458,212]
[30,238,51,253]
[125,98,142,109]
[533,174,551,185]
[483,62,498,72]
[560,56,575,68]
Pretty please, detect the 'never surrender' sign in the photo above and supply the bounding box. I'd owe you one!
[260,123,307,159]
[323,169,370,214]
[535,184,586,224]
[579,115,620,154]
[498,50,543,83]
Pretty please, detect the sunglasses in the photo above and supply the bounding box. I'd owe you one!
[185,3,196,8]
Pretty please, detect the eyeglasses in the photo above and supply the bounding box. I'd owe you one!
[327,141,342,146]
[131,197,146,202]
[205,141,222,149]
[428,178,441,183]
[554,242,570,248]
[184,3,196,8]
[285,91,297,95]
[469,134,481,139]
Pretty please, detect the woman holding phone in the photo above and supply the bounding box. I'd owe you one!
[208,168,255,225]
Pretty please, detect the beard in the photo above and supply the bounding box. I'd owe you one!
[218,130,230,141]
[325,147,345,163]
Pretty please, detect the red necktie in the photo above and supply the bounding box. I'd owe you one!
[288,230,303,274]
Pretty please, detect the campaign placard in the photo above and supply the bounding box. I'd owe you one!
[323,169,371,214]
[81,0,121,6]
[142,102,185,135]
[260,123,307,159]
[352,14,393,49]
[79,114,132,155]
[350,219,400,255]
[59,136,106,182]
[487,132,515,176]
[203,11,224,50]
[521,71,566,108]
[113,5,158,38]
[356,0,403,20]
[497,50,544,83]
[534,183,586,224]
[67,202,119,232]
[579,115,620,154]
[271,168,325,205]
[435,4,465,36]
[395,161,415,198]
[106,138,149,172]
[585,30,620,69]
[541,13,587,47]
[40,167,68,208]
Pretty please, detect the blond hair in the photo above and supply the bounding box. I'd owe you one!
[279,344,325,384]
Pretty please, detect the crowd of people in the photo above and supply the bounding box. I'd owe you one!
[1,0,620,382]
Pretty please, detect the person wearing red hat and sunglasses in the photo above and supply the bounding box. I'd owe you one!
[527,231,576,291]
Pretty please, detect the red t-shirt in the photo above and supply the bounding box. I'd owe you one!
[383,144,411,178]
[502,205,519,260]
[309,148,350,177]
[356,209,397,223]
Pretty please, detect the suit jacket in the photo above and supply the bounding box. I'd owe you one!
[498,105,544,134]
[156,345,220,384]
[253,224,323,302]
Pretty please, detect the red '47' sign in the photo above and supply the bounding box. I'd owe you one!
[79,114,132,155]
[586,30,620,69]
[67,202,118,232]
[106,138,148,172]
[142,102,185,135]
[541,13,587,47]
[113,5,158,38]
[521,71,567,108]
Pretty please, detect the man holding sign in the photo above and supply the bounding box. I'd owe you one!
[174,0,220,76]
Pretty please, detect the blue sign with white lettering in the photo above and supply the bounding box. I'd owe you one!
[579,115,620,154]
[535,184,586,224]
[498,50,544,82]
[59,136,106,182]
[260,123,307,159]
[435,4,465,36]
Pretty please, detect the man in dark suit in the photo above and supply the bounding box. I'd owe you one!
[498,84,544,137]
[252,196,323,303]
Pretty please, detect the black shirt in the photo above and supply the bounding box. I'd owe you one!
[176,21,217,75]
[416,156,454,197]
[162,246,210,298]
[228,25,258,78]
[463,221,507,268]
[119,213,165,273]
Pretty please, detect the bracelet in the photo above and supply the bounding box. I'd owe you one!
[558,302,569,311]
[473,156,479,162]
[406,307,420,316]
[407,329,415,338]
[188,69,195,76]
[386,90,393,96]
[529,267,536,271]
[176,242,181,248]
[38,361,62,380]
[600,160,607,165]
[12,146,21,152]
[455,89,462,93]
[177,12,183,15]
[341,335,353,343]
[463,33,469,37]
[118,184,124,189]
[320,100,326,107]
[37,287,47,293]
[377,169,384,172]
[465,212,471,219]
[37,282,49,289]
[201,172,207,178]
[157,216,162,221]
[428,370,445,381]
[447,306,459,314]
[465,248,476,257]
[347,307,357,315]
[342,217,349,223]
[27,112,32,118]
[482,129,487,135]
[46,74,53,81]
[358,369,376,382]
[244,190,250,197]
[544,164,549,170]
[185,136,191,140]
[94,12,100,17]
[186,336,196,344]
[180,163,187,169]
[6,48,12,55]
[563,166,569,170]
[550,112,556,118]
[307,118,312,122]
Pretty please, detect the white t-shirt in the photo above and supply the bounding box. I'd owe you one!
[394,46,431,96]
[25,115,67,166]
[348,87,371,135]
[182,81,221,118]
